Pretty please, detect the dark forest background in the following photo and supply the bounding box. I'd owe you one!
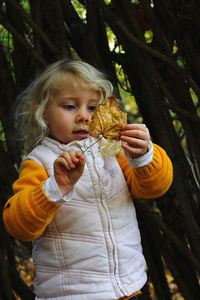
[0,1,200,299]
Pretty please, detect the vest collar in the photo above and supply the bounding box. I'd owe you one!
[41,136,100,156]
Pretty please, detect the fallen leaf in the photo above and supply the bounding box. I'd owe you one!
[89,96,127,141]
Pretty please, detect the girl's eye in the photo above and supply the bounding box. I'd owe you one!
[88,106,97,111]
[64,104,76,110]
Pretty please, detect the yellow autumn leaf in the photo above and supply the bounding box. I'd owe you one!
[89,96,127,141]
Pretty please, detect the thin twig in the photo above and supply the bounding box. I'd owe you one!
[81,135,103,155]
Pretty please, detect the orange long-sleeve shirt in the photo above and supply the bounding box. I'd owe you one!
[3,143,173,241]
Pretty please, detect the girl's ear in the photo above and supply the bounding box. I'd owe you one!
[33,105,39,117]
[43,111,48,126]
[34,105,48,126]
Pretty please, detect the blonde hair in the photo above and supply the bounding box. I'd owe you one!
[15,59,113,153]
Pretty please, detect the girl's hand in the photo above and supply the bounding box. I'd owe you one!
[53,150,85,196]
[120,124,150,159]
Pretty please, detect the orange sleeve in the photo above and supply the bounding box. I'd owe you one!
[3,160,60,241]
[117,144,173,199]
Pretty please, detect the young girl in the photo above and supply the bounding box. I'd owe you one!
[3,59,173,300]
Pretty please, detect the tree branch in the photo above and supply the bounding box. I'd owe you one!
[149,210,200,272]
[0,15,46,66]
[97,0,200,96]
[6,0,58,55]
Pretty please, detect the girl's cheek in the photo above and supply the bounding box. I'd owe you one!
[90,132,98,138]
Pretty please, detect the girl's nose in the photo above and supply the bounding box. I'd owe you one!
[76,108,90,124]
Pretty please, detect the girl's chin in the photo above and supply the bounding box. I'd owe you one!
[56,134,91,145]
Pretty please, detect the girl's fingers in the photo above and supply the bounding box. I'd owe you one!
[120,129,149,145]
[122,143,147,156]
[62,153,76,168]
[121,136,148,148]
[121,130,149,141]
[54,156,71,171]
[76,151,85,166]
[121,125,149,136]
[59,150,78,169]
[120,124,150,146]
[121,123,147,132]
[57,150,85,170]
[120,124,150,158]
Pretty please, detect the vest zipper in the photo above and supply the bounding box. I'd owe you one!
[91,151,125,298]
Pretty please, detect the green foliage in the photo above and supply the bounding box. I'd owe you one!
[0,121,7,152]
[104,0,111,4]
[114,63,142,123]
[20,0,30,14]
[144,30,153,43]
[106,26,116,51]
[114,61,142,124]
[119,87,142,124]
[0,121,5,142]
[190,88,200,117]
[0,25,14,54]
[173,41,185,68]
[177,57,185,68]
[71,0,87,23]
[115,63,131,92]
[197,107,200,117]
[0,24,4,33]
[131,0,140,4]
[106,26,125,54]
[190,88,198,106]
[0,25,15,81]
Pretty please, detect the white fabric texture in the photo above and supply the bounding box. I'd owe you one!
[43,140,153,204]
[43,176,74,204]
[26,137,147,300]
[125,140,153,168]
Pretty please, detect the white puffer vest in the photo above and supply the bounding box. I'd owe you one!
[27,137,147,300]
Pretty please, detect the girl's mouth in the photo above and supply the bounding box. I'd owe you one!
[73,130,89,139]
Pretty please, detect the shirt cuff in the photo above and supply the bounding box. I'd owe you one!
[43,176,74,204]
[125,141,153,169]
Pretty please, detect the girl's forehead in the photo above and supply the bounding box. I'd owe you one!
[56,79,86,88]
[52,75,101,94]
[53,75,88,90]
[49,72,104,100]
[51,80,101,100]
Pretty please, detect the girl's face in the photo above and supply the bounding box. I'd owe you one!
[44,81,100,144]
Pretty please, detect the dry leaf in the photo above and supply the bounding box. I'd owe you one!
[89,96,127,141]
